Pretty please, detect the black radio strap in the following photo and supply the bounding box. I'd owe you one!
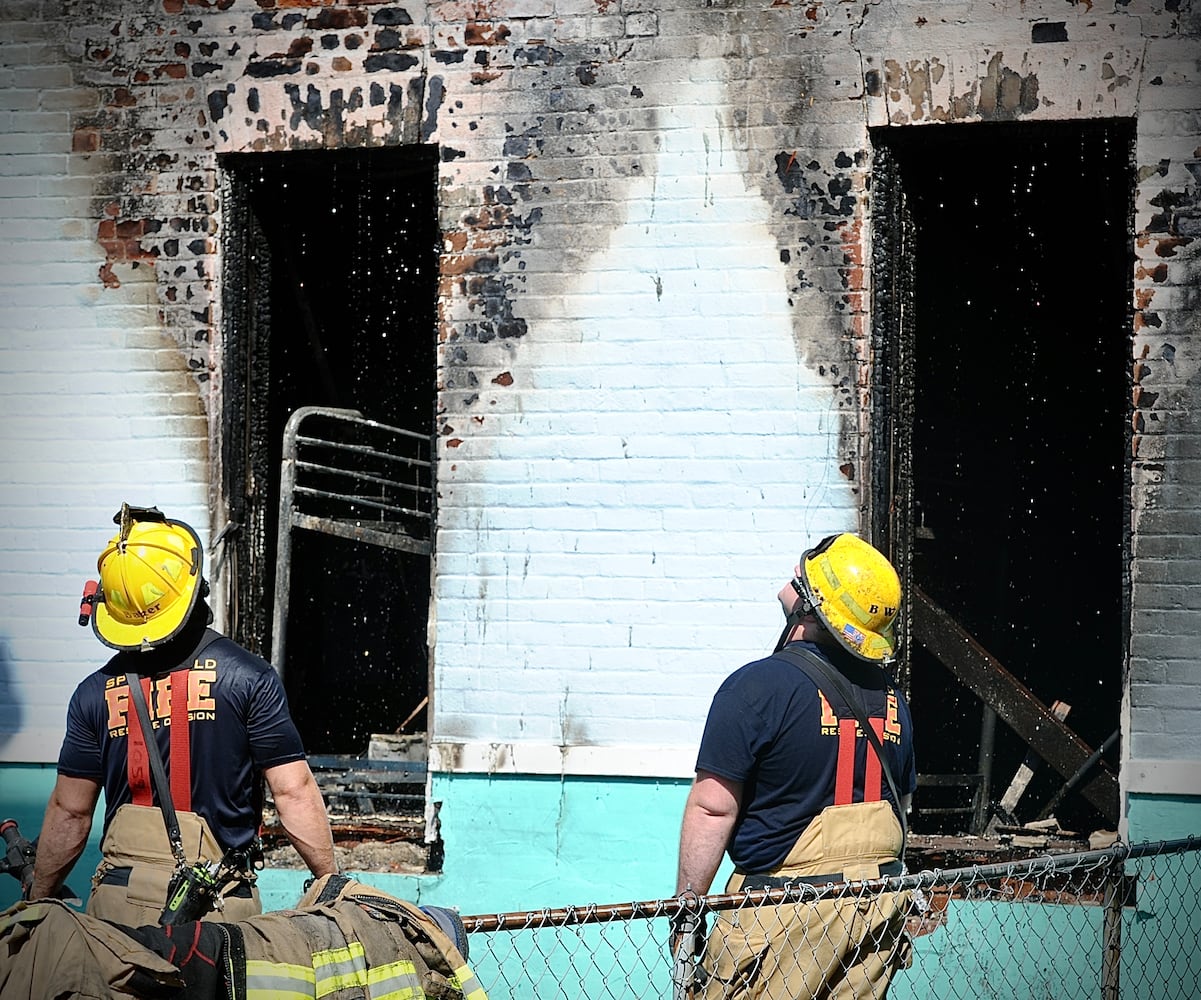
[123,629,223,867]
[775,645,908,856]
[125,671,187,866]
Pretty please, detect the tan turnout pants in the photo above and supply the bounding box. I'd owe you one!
[701,800,912,1000]
[87,803,261,927]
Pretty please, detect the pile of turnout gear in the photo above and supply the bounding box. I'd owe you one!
[0,873,487,1000]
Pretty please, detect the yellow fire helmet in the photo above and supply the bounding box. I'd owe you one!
[797,533,901,663]
[92,503,204,652]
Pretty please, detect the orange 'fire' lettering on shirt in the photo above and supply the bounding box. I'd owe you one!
[104,684,129,731]
[103,668,218,734]
[885,692,901,737]
[188,669,216,713]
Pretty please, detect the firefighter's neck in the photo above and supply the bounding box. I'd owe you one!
[781,614,832,647]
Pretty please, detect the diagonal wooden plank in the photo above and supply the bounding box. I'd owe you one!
[911,587,1118,825]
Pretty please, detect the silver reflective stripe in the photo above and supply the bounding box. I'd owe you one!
[366,959,422,999]
[246,958,316,1000]
[313,942,369,996]
[453,963,489,1000]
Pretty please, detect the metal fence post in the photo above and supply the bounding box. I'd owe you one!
[1101,856,1123,1000]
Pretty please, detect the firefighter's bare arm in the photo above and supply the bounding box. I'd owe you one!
[29,774,100,899]
[676,769,742,897]
[265,759,337,877]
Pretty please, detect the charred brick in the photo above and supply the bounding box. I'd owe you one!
[374,8,414,26]
[206,86,232,121]
[246,58,302,78]
[374,29,402,51]
[775,151,804,193]
[309,9,365,30]
[365,52,418,72]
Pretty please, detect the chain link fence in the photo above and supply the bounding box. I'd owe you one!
[460,836,1201,999]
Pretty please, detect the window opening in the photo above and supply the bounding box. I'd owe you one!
[221,146,440,868]
[871,120,1133,846]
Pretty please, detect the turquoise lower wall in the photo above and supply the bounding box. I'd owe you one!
[1126,792,1201,842]
[261,772,702,913]
[1121,794,1201,1000]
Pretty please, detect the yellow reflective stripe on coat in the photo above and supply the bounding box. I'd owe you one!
[365,959,422,999]
[0,902,46,934]
[246,958,316,1000]
[247,948,428,1000]
[451,963,489,1000]
[313,941,369,995]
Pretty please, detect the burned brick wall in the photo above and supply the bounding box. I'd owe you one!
[60,0,877,486]
[27,0,1201,794]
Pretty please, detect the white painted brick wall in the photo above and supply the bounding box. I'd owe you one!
[0,8,209,763]
[1128,55,1201,776]
[433,73,859,763]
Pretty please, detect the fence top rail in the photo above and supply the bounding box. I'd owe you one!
[459,834,1201,934]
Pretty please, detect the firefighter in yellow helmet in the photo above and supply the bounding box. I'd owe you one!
[29,503,336,926]
[675,533,916,999]
[91,503,207,651]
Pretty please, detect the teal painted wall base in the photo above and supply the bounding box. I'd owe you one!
[1126,792,1201,842]
[266,772,702,913]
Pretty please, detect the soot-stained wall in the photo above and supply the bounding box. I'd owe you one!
[3,1,1199,811]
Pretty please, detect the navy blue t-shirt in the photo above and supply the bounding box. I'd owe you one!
[696,640,916,874]
[57,630,307,853]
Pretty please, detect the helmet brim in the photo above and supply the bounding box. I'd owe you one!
[93,584,198,651]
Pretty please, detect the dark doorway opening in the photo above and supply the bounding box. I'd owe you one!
[871,120,1133,836]
[220,146,440,756]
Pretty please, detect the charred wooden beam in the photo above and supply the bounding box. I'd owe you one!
[911,588,1118,825]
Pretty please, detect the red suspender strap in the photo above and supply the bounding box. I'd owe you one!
[833,716,887,805]
[125,676,154,807]
[834,718,857,805]
[170,668,192,812]
[125,671,193,811]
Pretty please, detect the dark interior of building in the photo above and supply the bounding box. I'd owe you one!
[221,146,439,754]
[874,119,1134,836]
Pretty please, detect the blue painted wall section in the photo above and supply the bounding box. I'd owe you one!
[267,773,702,916]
